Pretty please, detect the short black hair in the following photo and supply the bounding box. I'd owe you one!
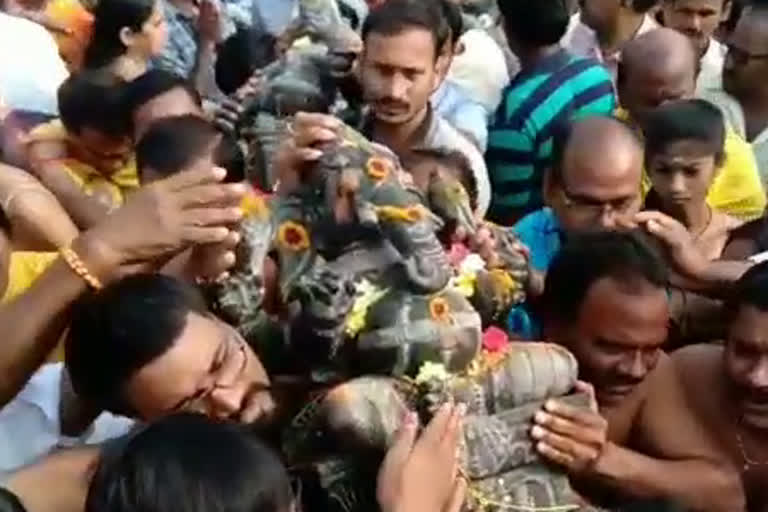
[65,274,210,416]
[633,0,660,13]
[87,413,293,512]
[136,115,245,184]
[643,99,726,166]
[498,0,570,46]
[725,261,768,319]
[437,0,464,47]
[542,231,669,325]
[0,488,26,512]
[58,71,129,137]
[121,69,202,117]
[404,146,478,210]
[362,0,446,58]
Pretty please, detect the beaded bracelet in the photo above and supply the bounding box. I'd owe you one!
[60,246,103,290]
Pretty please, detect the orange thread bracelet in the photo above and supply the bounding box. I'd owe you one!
[60,247,103,290]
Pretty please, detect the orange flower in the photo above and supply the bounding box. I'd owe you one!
[366,156,391,181]
[404,205,424,222]
[277,221,310,251]
[429,296,452,323]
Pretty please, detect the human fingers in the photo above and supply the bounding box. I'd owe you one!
[163,164,227,191]
[183,207,244,227]
[293,112,343,132]
[532,410,605,446]
[377,412,418,506]
[419,403,455,448]
[543,399,608,429]
[574,380,599,412]
[532,428,601,470]
[536,440,575,467]
[176,183,247,209]
[293,124,339,149]
[180,226,232,244]
[444,477,467,512]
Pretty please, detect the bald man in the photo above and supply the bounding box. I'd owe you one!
[513,116,644,273]
[617,28,766,221]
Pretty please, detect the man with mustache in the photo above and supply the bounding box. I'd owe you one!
[673,263,768,511]
[358,0,490,215]
[534,230,745,510]
[660,0,732,92]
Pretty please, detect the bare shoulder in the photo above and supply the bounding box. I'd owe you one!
[671,344,724,381]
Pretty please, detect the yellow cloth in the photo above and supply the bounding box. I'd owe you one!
[27,120,139,207]
[45,0,93,70]
[3,251,63,360]
[616,108,767,221]
[2,251,58,302]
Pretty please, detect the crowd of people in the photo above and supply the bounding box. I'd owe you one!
[0,0,767,511]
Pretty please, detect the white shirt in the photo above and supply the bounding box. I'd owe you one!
[447,28,509,113]
[0,364,134,475]
[696,37,727,94]
[0,13,69,115]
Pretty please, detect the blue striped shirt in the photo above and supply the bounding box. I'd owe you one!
[485,50,615,224]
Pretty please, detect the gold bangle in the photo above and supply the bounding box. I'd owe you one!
[60,246,103,290]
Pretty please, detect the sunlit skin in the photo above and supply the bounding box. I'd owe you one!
[662,0,731,55]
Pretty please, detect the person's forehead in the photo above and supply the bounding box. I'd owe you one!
[651,139,718,160]
[578,277,669,345]
[138,88,201,118]
[730,305,768,349]
[364,27,436,66]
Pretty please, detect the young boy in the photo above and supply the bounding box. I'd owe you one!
[643,99,745,260]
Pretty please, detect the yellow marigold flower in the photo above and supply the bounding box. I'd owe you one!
[344,280,388,337]
[366,156,391,181]
[240,191,270,219]
[277,221,310,251]
[451,271,477,297]
[429,296,452,323]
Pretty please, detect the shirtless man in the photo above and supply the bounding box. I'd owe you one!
[673,263,768,512]
[534,230,745,511]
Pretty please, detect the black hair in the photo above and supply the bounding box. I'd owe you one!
[0,489,26,512]
[437,0,464,47]
[58,71,130,137]
[121,69,202,117]
[362,0,447,58]
[498,0,570,47]
[404,146,478,210]
[633,0,660,13]
[136,114,244,183]
[83,0,156,69]
[216,30,277,96]
[65,274,210,416]
[725,261,768,319]
[542,231,669,325]
[87,413,293,512]
[643,99,726,166]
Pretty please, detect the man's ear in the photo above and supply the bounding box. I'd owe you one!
[119,26,136,48]
[721,0,733,23]
[542,167,557,207]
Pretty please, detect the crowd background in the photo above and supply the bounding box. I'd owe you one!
[1,0,768,511]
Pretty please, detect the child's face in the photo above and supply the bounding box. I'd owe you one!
[647,139,719,209]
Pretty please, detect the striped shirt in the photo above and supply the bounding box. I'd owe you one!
[485,50,615,224]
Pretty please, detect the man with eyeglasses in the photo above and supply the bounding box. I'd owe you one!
[63,274,278,425]
[617,28,766,221]
[701,2,768,187]
[513,116,644,278]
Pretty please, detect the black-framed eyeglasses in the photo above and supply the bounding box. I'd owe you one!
[726,44,768,67]
[559,184,639,218]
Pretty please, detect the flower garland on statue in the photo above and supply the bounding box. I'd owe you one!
[344,279,389,338]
